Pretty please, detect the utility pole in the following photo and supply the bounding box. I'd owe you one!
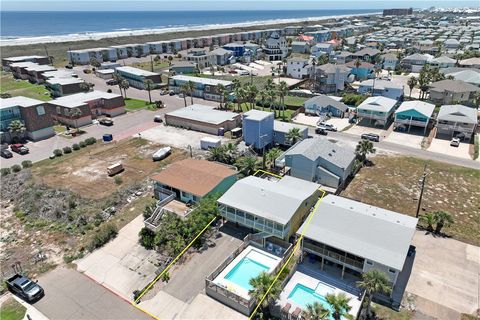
[68,47,75,67]
[150,55,154,72]
[416,164,428,218]
[44,45,52,65]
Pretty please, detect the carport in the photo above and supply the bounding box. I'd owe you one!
[394,101,435,135]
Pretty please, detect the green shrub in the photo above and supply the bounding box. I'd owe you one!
[63,146,72,154]
[53,149,63,157]
[114,175,123,185]
[85,137,97,145]
[11,164,21,173]
[21,160,33,168]
[138,227,156,250]
[474,134,479,160]
[72,143,80,151]
[79,141,87,148]
[88,223,118,251]
[1,168,11,176]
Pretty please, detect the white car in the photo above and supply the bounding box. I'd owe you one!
[450,138,460,147]
[318,122,337,132]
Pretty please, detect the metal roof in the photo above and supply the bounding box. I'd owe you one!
[166,104,239,125]
[395,100,435,118]
[300,195,418,270]
[0,96,46,110]
[284,137,355,169]
[51,90,122,108]
[218,176,320,225]
[437,104,477,124]
[305,95,348,112]
[170,75,232,86]
[357,96,398,113]
[273,120,308,134]
[359,79,403,90]
[116,66,160,77]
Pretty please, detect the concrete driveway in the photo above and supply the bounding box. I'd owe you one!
[428,138,472,160]
[384,131,425,149]
[344,123,391,140]
[406,231,480,319]
[76,214,159,301]
[34,267,149,320]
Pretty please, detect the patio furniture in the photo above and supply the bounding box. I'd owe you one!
[267,243,274,251]
[291,307,302,319]
[281,302,291,315]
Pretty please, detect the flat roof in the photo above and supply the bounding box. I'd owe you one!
[0,96,46,110]
[359,79,403,90]
[170,75,232,86]
[151,159,237,197]
[273,120,308,133]
[42,70,76,79]
[300,195,418,270]
[3,55,47,62]
[25,64,56,72]
[437,104,477,123]
[218,176,320,225]
[166,104,239,125]
[46,77,85,86]
[115,66,160,77]
[51,90,121,108]
[243,109,274,121]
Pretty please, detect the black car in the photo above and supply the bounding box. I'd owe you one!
[99,118,114,126]
[106,79,118,86]
[315,127,328,135]
[1,149,13,158]
[361,133,380,142]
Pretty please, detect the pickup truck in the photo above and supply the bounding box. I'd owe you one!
[5,274,44,302]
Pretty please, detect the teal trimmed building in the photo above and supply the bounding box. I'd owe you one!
[151,159,237,204]
[394,101,435,134]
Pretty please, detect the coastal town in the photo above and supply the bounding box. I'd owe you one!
[0,5,479,320]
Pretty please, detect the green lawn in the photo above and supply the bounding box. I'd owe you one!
[131,60,171,74]
[1,72,52,101]
[229,102,297,121]
[124,98,156,111]
[284,95,307,107]
[0,297,27,320]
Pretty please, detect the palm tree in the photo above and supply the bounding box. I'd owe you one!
[113,74,124,97]
[235,156,260,177]
[286,127,303,145]
[143,79,154,104]
[79,82,91,93]
[267,89,276,115]
[258,90,268,111]
[278,81,288,119]
[303,302,331,320]
[8,120,26,142]
[266,148,281,169]
[217,84,226,109]
[325,293,352,320]
[180,83,189,107]
[357,269,392,319]
[120,79,130,99]
[407,76,417,98]
[265,78,275,92]
[433,210,454,234]
[186,80,196,104]
[355,139,376,163]
[69,108,83,130]
[248,271,281,318]
[317,54,329,65]
[207,146,226,163]
[420,212,435,232]
[246,84,258,110]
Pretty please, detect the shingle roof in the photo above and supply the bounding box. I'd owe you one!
[304,95,349,113]
[151,159,237,197]
[317,63,351,74]
[285,137,355,169]
[430,56,456,64]
[446,69,480,86]
[429,79,479,93]
[357,96,398,112]
[217,176,320,225]
[437,104,477,124]
[300,195,418,270]
[352,48,380,57]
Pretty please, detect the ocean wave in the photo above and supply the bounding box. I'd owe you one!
[1,11,381,46]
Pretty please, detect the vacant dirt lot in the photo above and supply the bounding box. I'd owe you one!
[32,138,187,199]
[342,155,480,246]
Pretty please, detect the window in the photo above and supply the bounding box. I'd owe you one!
[36,105,45,116]
[366,260,373,266]
[64,108,70,116]
[388,268,396,274]
[56,106,61,115]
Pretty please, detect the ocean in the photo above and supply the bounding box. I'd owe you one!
[0,10,378,40]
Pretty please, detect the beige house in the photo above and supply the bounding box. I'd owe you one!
[428,79,479,106]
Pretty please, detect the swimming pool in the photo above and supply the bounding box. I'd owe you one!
[225,257,269,291]
[288,284,334,318]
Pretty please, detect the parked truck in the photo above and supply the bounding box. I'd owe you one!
[5,274,44,302]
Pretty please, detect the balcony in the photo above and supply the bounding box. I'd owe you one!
[303,241,364,271]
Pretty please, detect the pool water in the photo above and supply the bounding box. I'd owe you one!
[288,284,334,319]
[225,257,269,291]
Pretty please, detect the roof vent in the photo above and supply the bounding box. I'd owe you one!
[332,149,336,153]
[328,153,332,157]
[372,213,376,216]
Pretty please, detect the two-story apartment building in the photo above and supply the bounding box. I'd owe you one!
[282,137,355,190]
[168,75,232,101]
[115,66,162,90]
[436,104,477,141]
[67,47,118,65]
[2,55,50,71]
[357,96,398,128]
[0,97,55,142]
[381,53,399,70]
[286,57,313,79]
[218,175,321,240]
[429,56,456,69]
[299,194,417,289]
[394,100,435,134]
[45,77,86,97]
[310,43,334,57]
[428,79,479,106]
[314,63,351,93]
[208,48,234,66]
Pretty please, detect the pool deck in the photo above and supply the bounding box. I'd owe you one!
[278,270,362,317]
[212,245,282,300]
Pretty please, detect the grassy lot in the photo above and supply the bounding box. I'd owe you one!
[0,297,27,320]
[131,60,171,74]
[229,102,297,121]
[0,72,52,101]
[284,95,307,107]
[342,156,480,246]
[124,98,156,111]
[372,304,413,320]
[33,138,187,199]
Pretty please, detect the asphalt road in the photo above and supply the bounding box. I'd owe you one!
[34,267,149,320]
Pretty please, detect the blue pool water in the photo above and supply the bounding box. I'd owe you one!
[225,257,269,291]
[288,284,335,319]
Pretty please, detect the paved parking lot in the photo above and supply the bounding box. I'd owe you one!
[428,138,472,159]
[406,231,480,319]
[34,267,149,320]
[76,214,159,301]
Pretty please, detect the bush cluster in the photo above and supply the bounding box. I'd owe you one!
[88,223,118,251]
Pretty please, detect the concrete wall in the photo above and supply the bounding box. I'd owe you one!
[27,126,55,141]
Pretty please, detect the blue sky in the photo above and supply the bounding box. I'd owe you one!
[2,0,479,11]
